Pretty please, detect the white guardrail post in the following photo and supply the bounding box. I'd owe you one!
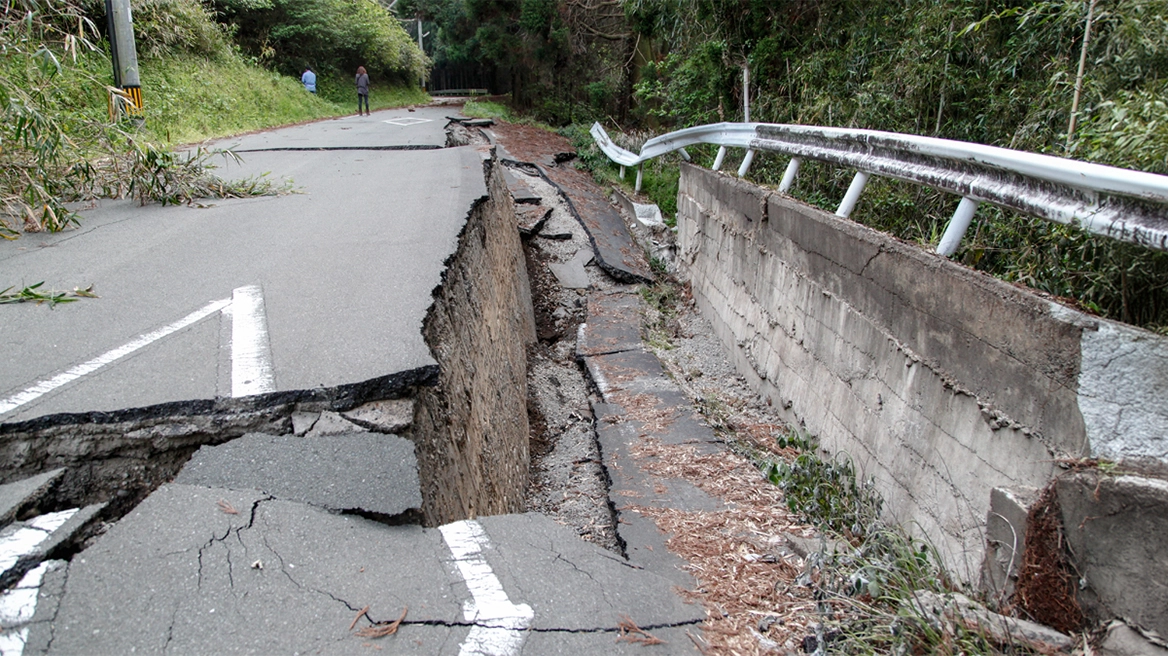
[712,146,727,172]
[836,171,870,218]
[588,121,1168,257]
[938,197,981,257]
[778,157,801,193]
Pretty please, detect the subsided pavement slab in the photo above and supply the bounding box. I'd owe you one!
[26,486,701,654]
[577,291,728,592]
[576,292,644,356]
[26,484,464,655]
[0,471,64,528]
[174,432,422,517]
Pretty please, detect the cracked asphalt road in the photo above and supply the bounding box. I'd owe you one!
[24,485,702,655]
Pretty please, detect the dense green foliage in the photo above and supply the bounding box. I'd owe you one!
[403,0,636,122]
[205,0,427,86]
[582,0,1168,330]
[0,0,425,236]
[419,0,1168,329]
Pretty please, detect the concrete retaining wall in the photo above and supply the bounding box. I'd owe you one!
[676,162,1168,579]
[410,152,537,525]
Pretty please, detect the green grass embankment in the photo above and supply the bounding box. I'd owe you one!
[139,54,429,145]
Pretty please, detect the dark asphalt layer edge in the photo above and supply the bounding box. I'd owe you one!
[0,364,437,435]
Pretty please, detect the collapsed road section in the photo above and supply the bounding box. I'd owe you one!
[0,112,708,654]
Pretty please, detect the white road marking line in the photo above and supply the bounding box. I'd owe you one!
[0,299,231,417]
[439,520,534,656]
[0,509,77,573]
[0,561,59,656]
[230,285,275,397]
[383,117,432,126]
[0,627,29,656]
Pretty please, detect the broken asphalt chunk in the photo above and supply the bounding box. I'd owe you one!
[175,432,422,517]
[0,470,65,529]
[0,503,105,590]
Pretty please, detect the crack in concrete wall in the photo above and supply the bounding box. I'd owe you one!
[675,162,1168,582]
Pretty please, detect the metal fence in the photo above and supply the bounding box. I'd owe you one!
[590,122,1168,256]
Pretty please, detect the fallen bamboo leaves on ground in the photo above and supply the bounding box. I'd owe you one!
[349,606,370,631]
[617,615,665,645]
[0,282,88,306]
[354,606,407,639]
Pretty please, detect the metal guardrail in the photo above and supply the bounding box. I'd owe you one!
[590,122,1168,256]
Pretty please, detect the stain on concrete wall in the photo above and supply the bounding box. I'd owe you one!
[675,162,1168,580]
[410,151,537,525]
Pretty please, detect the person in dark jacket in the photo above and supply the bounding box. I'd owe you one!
[355,66,369,115]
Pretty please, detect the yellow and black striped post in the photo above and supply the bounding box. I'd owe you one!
[106,0,144,122]
[123,85,144,118]
[107,85,145,122]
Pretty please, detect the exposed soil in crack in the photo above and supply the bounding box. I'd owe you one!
[486,119,840,654]
[509,160,623,553]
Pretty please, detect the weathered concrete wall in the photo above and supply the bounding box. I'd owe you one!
[1057,471,1168,637]
[410,151,537,525]
[676,162,1168,580]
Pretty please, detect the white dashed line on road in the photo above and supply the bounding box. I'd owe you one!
[440,520,534,656]
[230,285,275,397]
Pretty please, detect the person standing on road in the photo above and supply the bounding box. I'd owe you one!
[355,66,370,115]
[301,67,317,93]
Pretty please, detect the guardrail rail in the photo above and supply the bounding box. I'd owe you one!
[590,122,1168,256]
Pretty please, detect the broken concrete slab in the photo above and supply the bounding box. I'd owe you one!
[577,292,644,357]
[534,165,654,284]
[612,187,666,228]
[175,432,422,516]
[596,419,723,514]
[548,249,592,289]
[503,167,542,204]
[304,410,361,436]
[1099,621,1168,656]
[583,350,723,448]
[0,470,64,528]
[612,506,696,588]
[0,504,104,590]
[517,204,552,236]
[1057,471,1168,638]
[592,401,723,585]
[26,484,463,655]
[340,398,413,434]
[291,410,319,436]
[980,485,1038,606]
[910,591,1074,654]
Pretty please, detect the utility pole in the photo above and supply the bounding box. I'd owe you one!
[105,0,144,121]
[416,15,429,90]
[743,64,750,122]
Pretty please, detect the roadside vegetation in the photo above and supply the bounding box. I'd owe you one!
[637,275,1056,654]
[417,0,1168,332]
[0,0,425,237]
